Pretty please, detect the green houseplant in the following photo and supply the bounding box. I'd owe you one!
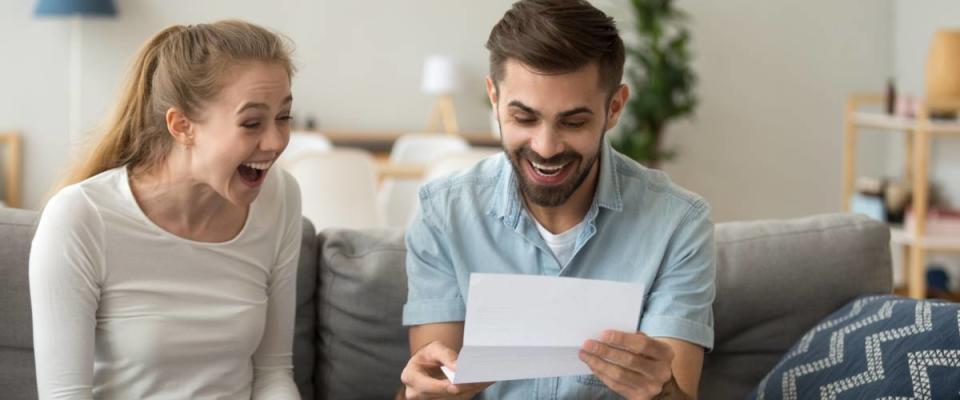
[612,0,697,168]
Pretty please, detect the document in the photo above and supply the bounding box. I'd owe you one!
[441,273,644,384]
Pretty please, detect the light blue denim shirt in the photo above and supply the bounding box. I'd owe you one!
[402,139,715,399]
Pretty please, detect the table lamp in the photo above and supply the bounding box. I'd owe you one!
[421,55,460,134]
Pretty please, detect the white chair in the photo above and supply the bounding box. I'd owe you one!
[379,133,469,228]
[423,148,501,183]
[286,149,384,230]
[277,131,333,168]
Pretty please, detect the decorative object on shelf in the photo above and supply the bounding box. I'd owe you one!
[883,179,912,224]
[885,78,896,115]
[906,208,960,237]
[850,194,886,222]
[421,55,461,134]
[611,0,697,168]
[849,177,913,224]
[926,29,960,118]
[34,0,117,148]
[894,94,923,118]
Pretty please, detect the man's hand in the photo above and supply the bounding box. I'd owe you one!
[579,330,688,400]
[400,341,494,400]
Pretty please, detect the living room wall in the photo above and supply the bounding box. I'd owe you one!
[1,0,893,224]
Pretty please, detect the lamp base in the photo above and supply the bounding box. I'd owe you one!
[427,95,459,134]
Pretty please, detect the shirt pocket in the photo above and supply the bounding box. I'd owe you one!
[569,375,623,400]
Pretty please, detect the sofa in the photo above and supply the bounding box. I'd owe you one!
[0,208,892,399]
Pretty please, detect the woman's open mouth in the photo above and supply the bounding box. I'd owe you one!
[237,160,272,187]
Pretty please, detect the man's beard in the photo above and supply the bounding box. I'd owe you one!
[503,126,605,208]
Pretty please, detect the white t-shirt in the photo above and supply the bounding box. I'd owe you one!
[534,219,586,267]
[29,166,302,400]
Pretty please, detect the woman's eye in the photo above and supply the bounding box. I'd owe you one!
[277,115,293,122]
[241,121,261,129]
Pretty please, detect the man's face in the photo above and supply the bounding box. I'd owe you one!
[487,60,626,208]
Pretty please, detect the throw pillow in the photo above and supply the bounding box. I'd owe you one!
[749,295,960,399]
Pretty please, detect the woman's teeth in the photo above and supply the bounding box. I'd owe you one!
[241,161,272,171]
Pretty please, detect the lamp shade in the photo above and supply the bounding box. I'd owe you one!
[926,30,960,111]
[421,55,460,95]
[34,0,116,16]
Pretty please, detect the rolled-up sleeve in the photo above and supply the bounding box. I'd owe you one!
[402,191,465,326]
[639,201,716,350]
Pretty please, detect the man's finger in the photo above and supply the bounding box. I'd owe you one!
[401,362,451,395]
[578,349,645,387]
[415,341,459,368]
[583,339,663,379]
[601,330,673,361]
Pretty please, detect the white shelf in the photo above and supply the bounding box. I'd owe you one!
[853,112,960,136]
[890,227,960,251]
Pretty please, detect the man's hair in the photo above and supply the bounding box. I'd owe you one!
[486,0,625,97]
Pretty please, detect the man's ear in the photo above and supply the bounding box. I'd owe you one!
[485,75,499,114]
[606,84,630,129]
[165,107,195,147]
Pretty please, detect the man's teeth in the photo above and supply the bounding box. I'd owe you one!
[531,161,566,172]
[242,161,272,171]
[530,160,568,177]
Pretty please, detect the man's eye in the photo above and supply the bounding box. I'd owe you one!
[515,117,536,124]
[562,121,586,128]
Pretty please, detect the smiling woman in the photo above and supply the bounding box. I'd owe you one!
[29,21,303,399]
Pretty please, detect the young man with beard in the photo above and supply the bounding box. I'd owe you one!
[399,1,715,399]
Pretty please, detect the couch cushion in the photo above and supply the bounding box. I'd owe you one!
[316,228,408,400]
[702,213,892,399]
[293,218,318,400]
[748,295,960,399]
[0,208,39,400]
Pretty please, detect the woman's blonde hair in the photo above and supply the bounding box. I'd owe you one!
[58,20,294,190]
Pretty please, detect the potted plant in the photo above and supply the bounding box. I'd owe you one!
[611,0,697,168]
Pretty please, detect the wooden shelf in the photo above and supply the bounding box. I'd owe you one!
[853,111,960,136]
[0,132,21,208]
[843,94,960,299]
[890,227,960,252]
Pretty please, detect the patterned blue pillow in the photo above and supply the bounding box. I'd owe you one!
[748,295,960,399]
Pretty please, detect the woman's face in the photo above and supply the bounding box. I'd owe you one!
[187,61,292,206]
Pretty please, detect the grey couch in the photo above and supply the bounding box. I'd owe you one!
[0,209,891,399]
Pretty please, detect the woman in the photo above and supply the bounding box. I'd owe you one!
[29,20,302,399]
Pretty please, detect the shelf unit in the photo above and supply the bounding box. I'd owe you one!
[0,131,21,208]
[842,94,960,299]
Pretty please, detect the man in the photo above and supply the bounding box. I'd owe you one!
[400,1,715,398]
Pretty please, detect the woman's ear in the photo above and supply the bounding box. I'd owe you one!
[165,107,195,147]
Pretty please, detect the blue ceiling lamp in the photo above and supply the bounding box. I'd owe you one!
[34,0,117,147]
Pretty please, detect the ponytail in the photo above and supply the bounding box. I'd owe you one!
[58,26,184,190]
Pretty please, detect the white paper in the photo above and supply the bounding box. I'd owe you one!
[445,273,644,384]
